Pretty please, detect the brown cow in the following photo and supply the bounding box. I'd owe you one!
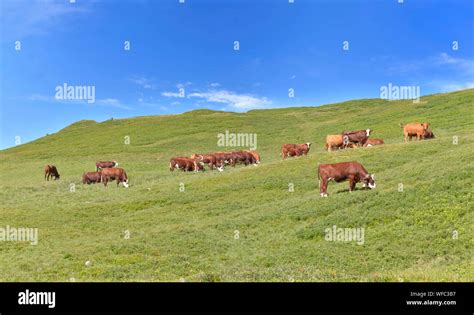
[325,135,344,152]
[101,167,129,187]
[400,122,430,142]
[281,143,311,160]
[169,157,204,172]
[364,138,384,146]
[318,161,375,197]
[342,129,372,148]
[96,160,118,171]
[82,171,102,184]
[44,165,60,181]
[245,150,261,165]
[191,154,222,171]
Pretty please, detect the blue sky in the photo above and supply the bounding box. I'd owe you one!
[1,0,473,149]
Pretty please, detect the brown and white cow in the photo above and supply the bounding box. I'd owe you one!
[400,122,430,142]
[281,143,311,160]
[169,157,204,172]
[364,138,384,146]
[44,165,60,181]
[325,135,344,152]
[82,171,102,184]
[101,167,129,187]
[96,160,118,171]
[318,161,375,197]
[342,129,372,148]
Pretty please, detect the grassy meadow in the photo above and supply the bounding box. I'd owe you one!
[0,89,473,282]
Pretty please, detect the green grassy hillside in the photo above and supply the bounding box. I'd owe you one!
[0,89,473,282]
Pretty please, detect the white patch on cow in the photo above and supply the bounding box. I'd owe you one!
[306,142,311,148]
[123,180,129,188]
[371,174,375,180]
[217,166,224,172]
[362,183,367,187]
[366,129,371,136]
[367,144,373,147]
[368,182,375,189]
[114,161,119,166]
[328,177,334,181]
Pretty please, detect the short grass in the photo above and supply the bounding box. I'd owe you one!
[0,89,473,282]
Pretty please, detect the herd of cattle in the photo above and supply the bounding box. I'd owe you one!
[43,122,434,196]
[169,150,261,172]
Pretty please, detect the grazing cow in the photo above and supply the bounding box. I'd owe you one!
[245,150,261,165]
[281,143,311,160]
[318,161,375,197]
[44,165,60,181]
[423,128,435,139]
[364,138,384,146]
[96,160,118,171]
[400,122,430,142]
[191,154,222,171]
[169,157,204,172]
[342,129,372,148]
[325,135,344,152]
[232,151,256,166]
[82,171,102,184]
[101,167,129,187]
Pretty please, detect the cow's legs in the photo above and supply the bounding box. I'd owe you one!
[320,178,328,197]
[349,177,356,192]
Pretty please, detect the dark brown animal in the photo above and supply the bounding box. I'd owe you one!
[342,129,372,148]
[44,165,60,181]
[364,138,384,146]
[400,122,429,142]
[318,161,375,197]
[244,150,261,165]
[96,160,118,171]
[281,143,311,160]
[101,167,129,187]
[82,171,102,184]
[423,128,435,139]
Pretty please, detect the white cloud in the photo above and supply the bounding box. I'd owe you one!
[0,1,89,41]
[130,76,154,89]
[431,81,474,93]
[161,91,181,98]
[188,90,271,110]
[436,53,474,75]
[209,82,220,87]
[26,94,131,110]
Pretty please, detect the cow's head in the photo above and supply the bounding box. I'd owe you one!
[123,179,129,188]
[362,174,376,189]
[114,161,119,166]
[366,129,372,137]
[306,142,312,148]
[55,174,60,180]
[421,123,429,130]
